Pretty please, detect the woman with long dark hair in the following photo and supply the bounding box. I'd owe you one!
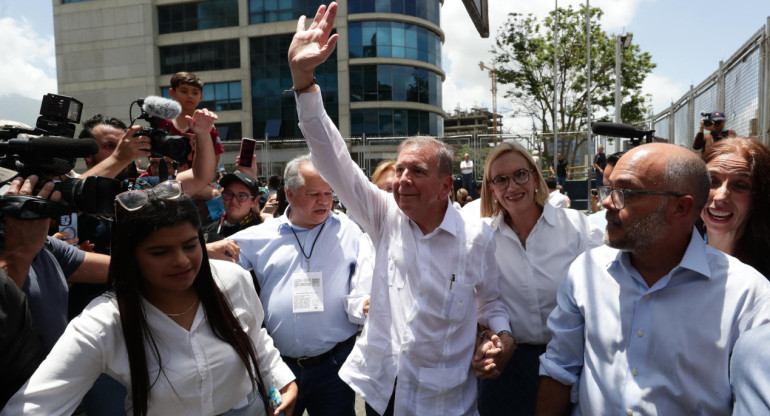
[700,137,770,277]
[3,181,297,416]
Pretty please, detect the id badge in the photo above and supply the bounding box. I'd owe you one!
[292,271,324,313]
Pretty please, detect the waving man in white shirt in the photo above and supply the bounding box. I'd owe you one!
[287,3,511,416]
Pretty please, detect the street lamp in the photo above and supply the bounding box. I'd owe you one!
[614,32,633,124]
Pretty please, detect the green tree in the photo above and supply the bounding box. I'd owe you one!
[492,4,655,167]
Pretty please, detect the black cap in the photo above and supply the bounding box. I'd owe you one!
[219,171,259,197]
[710,111,726,121]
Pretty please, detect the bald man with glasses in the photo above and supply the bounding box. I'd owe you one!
[536,143,770,416]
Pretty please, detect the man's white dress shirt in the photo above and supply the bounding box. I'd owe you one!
[489,204,603,345]
[297,89,510,416]
[2,260,294,416]
[540,230,770,416]
[547,190,569,209]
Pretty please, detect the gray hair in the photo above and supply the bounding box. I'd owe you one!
[398,136,454,178]
[662,155,711,215]
[284,154,313,192]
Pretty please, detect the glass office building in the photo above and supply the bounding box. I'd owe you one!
[54,0,444,142]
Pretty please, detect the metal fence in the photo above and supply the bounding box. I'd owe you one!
[652,18,770,147]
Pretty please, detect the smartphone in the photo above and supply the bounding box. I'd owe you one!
[269,386,283,416]
[238,138,257,167]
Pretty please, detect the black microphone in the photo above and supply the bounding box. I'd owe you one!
[139,96,182,120]
[0,137,98,158]
[592,122,648,139]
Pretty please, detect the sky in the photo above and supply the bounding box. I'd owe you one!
[1,0,768,133]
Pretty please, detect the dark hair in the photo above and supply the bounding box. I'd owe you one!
[267,175,280,189]
[702,138,770,277]
[606,151,625,167]
[78,114,128,139]
[545,177,557,189]
[109,194,261,416]
[274,178,288,217]
[170,72,203,90]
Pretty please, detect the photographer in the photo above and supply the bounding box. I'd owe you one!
[79,108,217,196]
[692,111,736,153]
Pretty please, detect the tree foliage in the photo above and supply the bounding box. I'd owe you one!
[492,4,655,167]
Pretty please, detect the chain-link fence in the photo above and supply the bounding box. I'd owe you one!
[652,20,770,147]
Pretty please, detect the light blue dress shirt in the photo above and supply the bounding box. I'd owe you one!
[230,208,361,358]
[540,229,770,416]
[731,324,770,415]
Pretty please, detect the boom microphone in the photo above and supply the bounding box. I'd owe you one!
[0,137,98,158]
[591,122,648,139]
[139,96,182,120]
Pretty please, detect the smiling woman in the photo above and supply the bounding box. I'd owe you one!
[3,193,298,416]
[700,137,770,278]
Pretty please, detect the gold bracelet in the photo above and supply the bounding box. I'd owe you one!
[284,77,317,94]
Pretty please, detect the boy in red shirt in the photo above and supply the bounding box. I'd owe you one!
[159,72,225,165]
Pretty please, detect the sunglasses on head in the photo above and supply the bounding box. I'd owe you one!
[115,180,184,211]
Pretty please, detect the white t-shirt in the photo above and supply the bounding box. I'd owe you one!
[460,160,473,175]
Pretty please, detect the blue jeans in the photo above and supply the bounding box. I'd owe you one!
[461,173,473,193]
[595,171,604,188]
[556,176,567,188]
[284,338,356,416]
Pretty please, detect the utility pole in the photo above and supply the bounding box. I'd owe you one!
[479,61,498,139]
[614,32,633,124]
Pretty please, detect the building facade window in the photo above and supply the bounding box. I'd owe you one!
[250,34,338,138]
[349,21,441,67]
[348,0,440,27]
[248,0,321,24]
[213,122,242,142]
[158,0,239,34]
[351,108,442,137]
[349,64,441,106]
[160,40,240,74]
[161,81,242,112]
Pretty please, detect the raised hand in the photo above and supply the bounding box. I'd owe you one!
[287,2,339,92]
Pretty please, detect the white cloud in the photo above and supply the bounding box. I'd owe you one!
[0,16,57,100]
[441,0,650,134]
[642,73,688,115]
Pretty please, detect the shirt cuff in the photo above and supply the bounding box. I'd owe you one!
[295,88,325,122]
[538,354,579,387]
[487,316,511,336]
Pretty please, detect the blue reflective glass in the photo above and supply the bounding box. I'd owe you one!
[392,24,405,47]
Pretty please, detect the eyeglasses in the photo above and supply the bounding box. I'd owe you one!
[116,180,184,211]
[598,186,685,210]
[490,169,536,190]
[222,190,253,202]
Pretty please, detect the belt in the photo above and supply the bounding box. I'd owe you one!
[282,334,356,369]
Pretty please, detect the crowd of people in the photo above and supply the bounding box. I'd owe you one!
[3,2,770,416]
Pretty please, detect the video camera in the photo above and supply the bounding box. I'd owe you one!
[700,111,725,128]
[0,93,122,220]
[130,96,192,163]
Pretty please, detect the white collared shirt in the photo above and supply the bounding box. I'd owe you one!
[540,230,770,415]
[297,89,510,416]
[547,190,569,208]
[3,260,295,416]
[488,204,604,345]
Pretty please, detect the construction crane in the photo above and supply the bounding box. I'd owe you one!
[479,61,498,135]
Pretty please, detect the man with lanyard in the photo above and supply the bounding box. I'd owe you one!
[226,154,362,416]
[202,171,262,242]
[287,4,511,415]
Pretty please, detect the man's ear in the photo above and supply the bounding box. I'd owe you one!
[169,87,176,99]
[440,175,453,200]
[669,194,696,223]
